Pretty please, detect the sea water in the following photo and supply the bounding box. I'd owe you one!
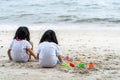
[0,0,120,30]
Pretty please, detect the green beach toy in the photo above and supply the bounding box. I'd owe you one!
[63,62,72,69]
[77,63,85,68]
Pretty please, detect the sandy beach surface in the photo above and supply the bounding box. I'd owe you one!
[0,26,120,80]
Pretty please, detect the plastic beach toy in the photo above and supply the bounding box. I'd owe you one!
[77,63,85,68]
[73,56,81,62]
[61,62,72,69]
[64,56,69,60]
[57,60,60,64]
[69,62,75,67]
[73,56,78,61]
[88,63,95,69]
[67,58,73,62]
[76,58,81,62]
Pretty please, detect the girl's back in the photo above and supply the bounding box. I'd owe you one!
[11,39,32,62]
[8,26,37,62]
[37,41,61,67]
[37,30,63,67]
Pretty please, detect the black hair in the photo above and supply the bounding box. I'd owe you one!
[14,26,30,41]
[22,26,30,41]
[40,30,58,44]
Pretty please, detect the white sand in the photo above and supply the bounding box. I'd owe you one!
[0,26,120,80]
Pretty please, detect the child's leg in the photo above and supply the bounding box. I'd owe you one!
[28,41,33,61]
[7,49,12,60]
[28,54,31,61]
[26,51,31,62]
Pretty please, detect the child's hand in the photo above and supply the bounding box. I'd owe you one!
[60,62,65,66]
[33,56,37,60]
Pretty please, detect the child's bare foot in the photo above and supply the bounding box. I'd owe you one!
[28,59,31,62]
[9,57,12,60]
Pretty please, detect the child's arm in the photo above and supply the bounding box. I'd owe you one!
[29,41,33,50]
[58,55,63,63]
[27,48,37,60]
[37,54,39,59]
[7,49,12,60]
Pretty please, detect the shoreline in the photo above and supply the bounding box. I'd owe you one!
[0,23,120,31]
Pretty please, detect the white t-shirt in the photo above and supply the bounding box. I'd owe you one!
[10,39,32,62]
[37,41,62,67]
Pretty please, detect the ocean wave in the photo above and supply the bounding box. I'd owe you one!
[74,18,120,23]
[0,0,120,25]
[18,14,34,18]
[56,17,120,24]
[50,1,78,6]
[0,17,9,20]
[0,14,34,20]
[58,15,77,22]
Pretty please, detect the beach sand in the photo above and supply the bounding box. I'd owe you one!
[0,27,120,80]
